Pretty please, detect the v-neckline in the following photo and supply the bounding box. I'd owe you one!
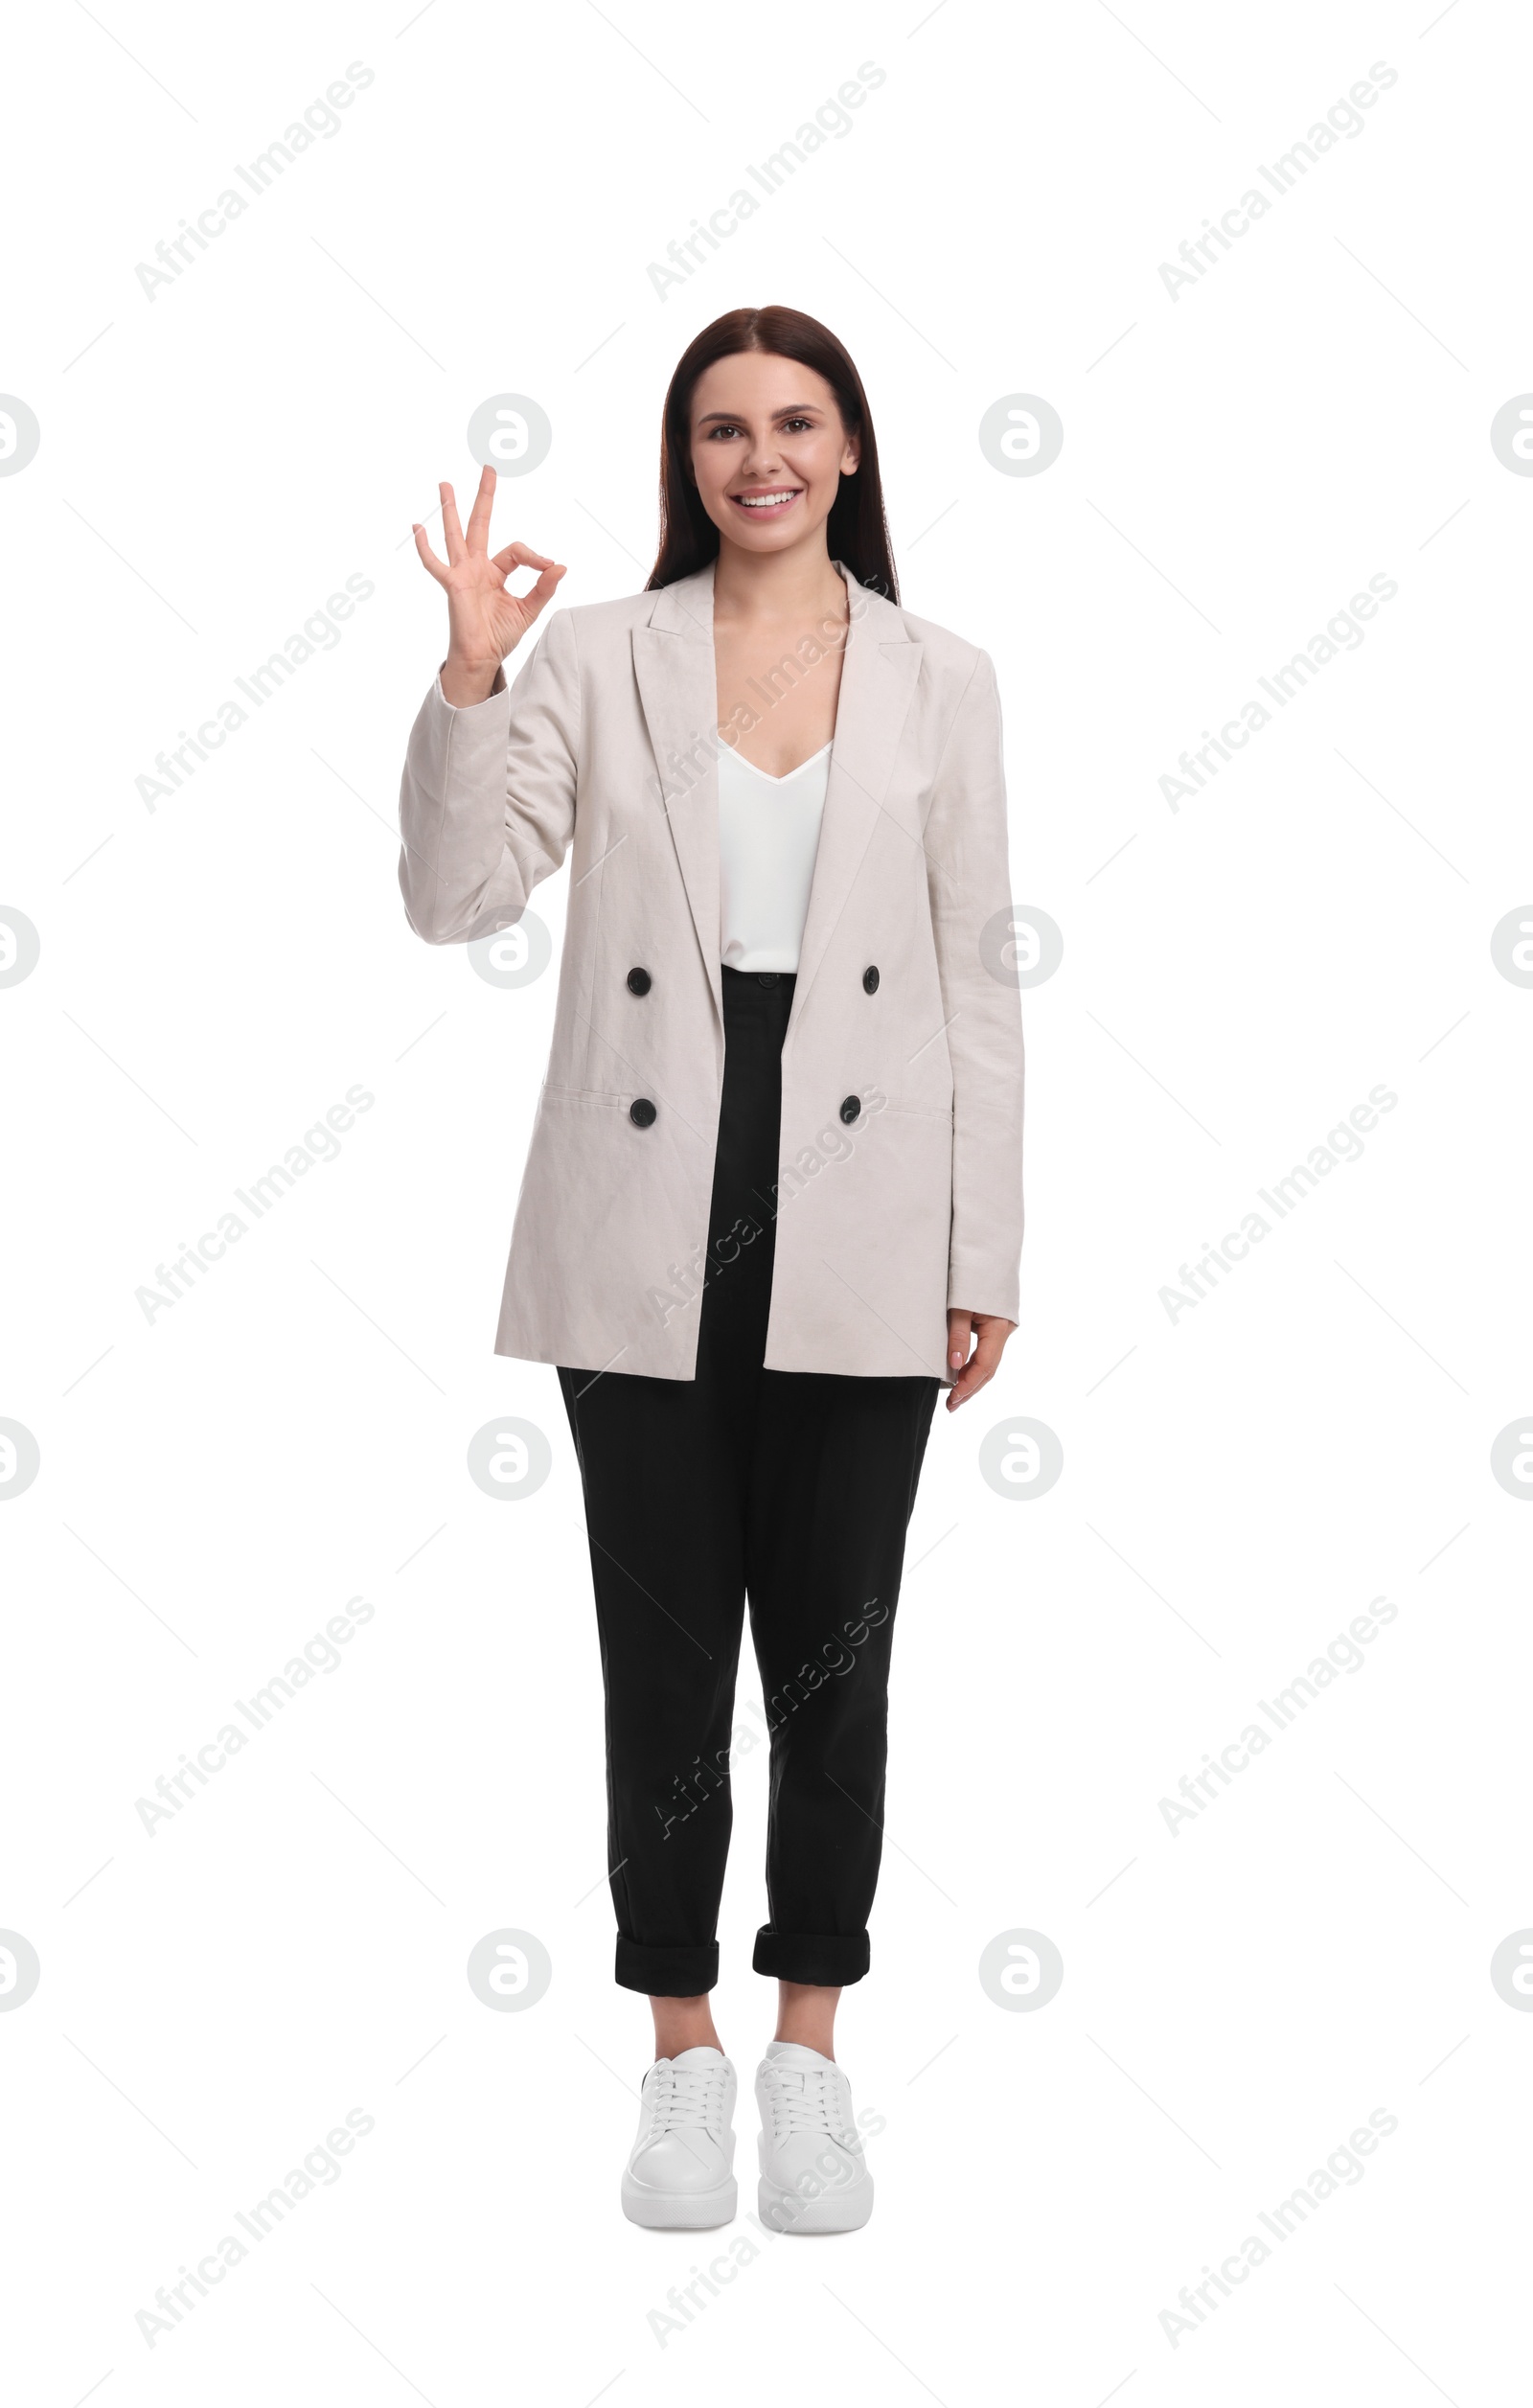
[719,738,833,786]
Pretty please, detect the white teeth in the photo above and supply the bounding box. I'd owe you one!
[737,491,799,506]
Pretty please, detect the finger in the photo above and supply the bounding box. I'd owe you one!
[439,481,466,565]
[972,1327,1008,1382]
[947,1310,972,1377]
[952,1322,1013,1408]
[508,563,568,624]
[491,541,564,574]
[463,462,497,555]
[411,523,449,585]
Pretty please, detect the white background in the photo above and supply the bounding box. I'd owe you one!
[3,0,1530,2400]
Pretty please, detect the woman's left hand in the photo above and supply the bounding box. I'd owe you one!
[945,1310,1016,1410]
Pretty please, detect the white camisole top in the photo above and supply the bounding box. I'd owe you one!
[716,736,832,973]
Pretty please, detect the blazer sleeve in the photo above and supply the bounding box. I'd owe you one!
[925,647,1025,1322]
[398,606,581,945]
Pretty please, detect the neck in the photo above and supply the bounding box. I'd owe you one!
[712,536,847,627]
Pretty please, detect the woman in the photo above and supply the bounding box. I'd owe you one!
[400,306,1024,2234]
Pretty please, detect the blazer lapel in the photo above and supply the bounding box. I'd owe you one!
[632,564,723,1032]
[787,567,923,1043]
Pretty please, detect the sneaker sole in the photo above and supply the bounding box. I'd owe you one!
[757,2170,874,2235]
[621,2171,738,2230]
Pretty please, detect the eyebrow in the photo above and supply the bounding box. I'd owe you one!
[695,404,826,424]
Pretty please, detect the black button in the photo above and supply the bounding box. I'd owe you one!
[627,967,652,996]
[862,965,880,994]
[838,1094,861,1125]
[757,972,779,987]
[629,1097,657,1128]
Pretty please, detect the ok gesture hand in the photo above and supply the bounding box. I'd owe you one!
[412,464,565,706]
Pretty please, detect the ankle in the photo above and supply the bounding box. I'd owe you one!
[773,1980,839,2059]
[655,2029,722,2060]
[772,2022,835,2058]
[651,1993,722,2060]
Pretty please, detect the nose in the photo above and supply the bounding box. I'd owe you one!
[741,428,784,478]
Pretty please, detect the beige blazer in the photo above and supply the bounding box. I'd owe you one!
[398,560,1024,1385]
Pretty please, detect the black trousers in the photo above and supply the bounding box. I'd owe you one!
[558,966,940,1996]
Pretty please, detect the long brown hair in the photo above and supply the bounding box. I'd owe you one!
[646,306,898,600]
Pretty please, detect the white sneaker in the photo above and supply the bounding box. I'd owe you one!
[622,2046,738,2229]
[755,2041,873,2233]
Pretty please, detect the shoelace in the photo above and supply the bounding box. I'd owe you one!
[761,2061,860,2148]
[646,2060,727,2138]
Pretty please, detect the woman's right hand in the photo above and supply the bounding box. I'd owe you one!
[412,464,566,706]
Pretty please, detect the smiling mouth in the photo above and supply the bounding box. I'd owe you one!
[729,488,804,515]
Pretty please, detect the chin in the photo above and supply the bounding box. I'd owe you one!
[717,506,828,547]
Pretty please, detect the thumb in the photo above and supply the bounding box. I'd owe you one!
[514,562,567,625]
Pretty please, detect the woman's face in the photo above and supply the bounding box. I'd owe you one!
[687,351,859,559]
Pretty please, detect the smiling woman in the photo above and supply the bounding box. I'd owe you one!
[399,301,1024,2236]
[649,306,896,603]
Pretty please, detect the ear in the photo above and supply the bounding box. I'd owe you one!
[840,433,861,475]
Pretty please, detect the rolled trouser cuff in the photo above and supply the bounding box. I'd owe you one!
[752,1926,870,1985]
[615,1936,720,1996]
